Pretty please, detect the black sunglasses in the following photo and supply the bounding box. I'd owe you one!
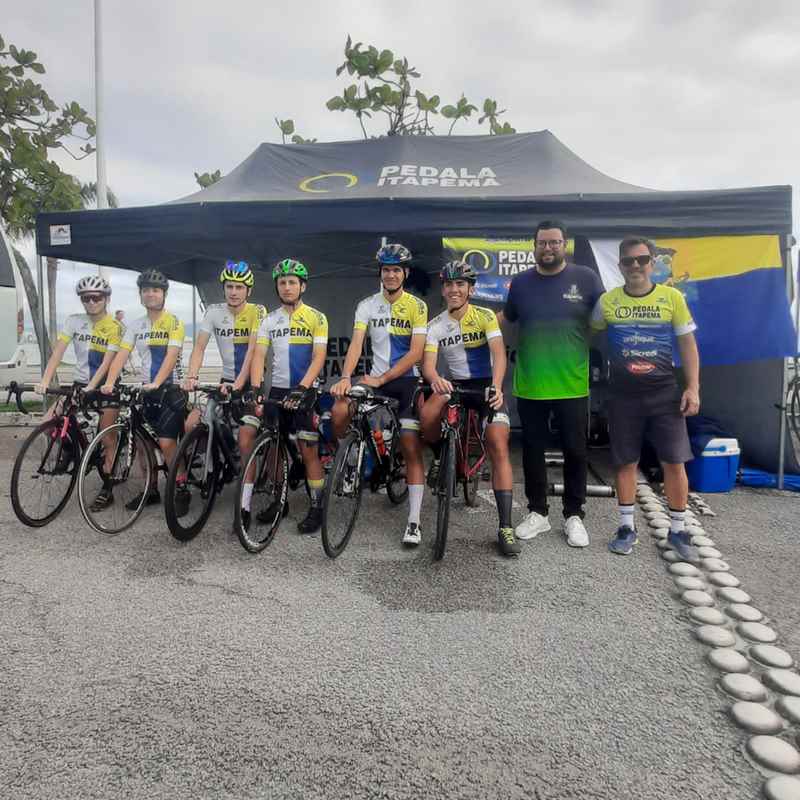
[620,255,652,267]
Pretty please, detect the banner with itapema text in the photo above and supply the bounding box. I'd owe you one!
[442,237,574,303]
[589,234,797,366]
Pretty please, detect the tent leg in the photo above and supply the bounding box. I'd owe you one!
[777,236,795,489]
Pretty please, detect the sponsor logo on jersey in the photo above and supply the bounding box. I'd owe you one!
[371,317,412,330]
[562,284,584,302]
[74,333,111,346]
[627,360,656,375]
[271,326,314,339]
[613,305,663,320]
[438,331,486,348]
[215,327,254,337]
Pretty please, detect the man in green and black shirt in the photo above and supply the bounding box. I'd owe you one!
[503,220,604,548]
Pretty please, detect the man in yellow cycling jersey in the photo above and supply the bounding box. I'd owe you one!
[330,243,428,547]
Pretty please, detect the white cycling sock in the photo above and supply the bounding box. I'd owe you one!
[407,484,423,526]
[241,483,254,511]
[619,504,635,531]
[669,507,686,534]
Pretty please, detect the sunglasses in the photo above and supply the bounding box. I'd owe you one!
[80,294,105,303]
[620,255,652,267]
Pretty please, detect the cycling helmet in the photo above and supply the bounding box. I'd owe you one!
[75,275,111,296]
[136,269,169,290]
[220,260,255,287]
[272,259,309,283]
[439,260,478,284]
[376,243,412,265]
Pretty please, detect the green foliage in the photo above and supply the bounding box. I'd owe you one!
[0,34,97,236]
[275,117,316,145]
[194,169,223,188]
[284,35,516,141]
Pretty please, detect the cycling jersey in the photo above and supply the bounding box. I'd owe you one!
[57,313,123,384]
[424,304,501,380]
[121,311,185,384]
[199,302,267,381]
[591,284,697,393]
[353,290,428,377]
[256,303,328,389]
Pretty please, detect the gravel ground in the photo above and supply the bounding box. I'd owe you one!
[1,426,798,800]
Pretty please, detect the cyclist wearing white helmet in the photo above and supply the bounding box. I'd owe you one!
[183,260,267,524]
[330,242,429,548]
[102,269,188,511]
[420,260,519,557]
[36,274,123,510]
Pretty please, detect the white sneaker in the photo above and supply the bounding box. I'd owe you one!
[515,511,551,541]
[564,516,589,548]
[402,522,422,547]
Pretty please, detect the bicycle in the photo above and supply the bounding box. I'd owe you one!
[8,381,101,527]
[425,385,493,561]
[76,385,167,535]
[321,385,408,559]
[163,384,242,541]
[233,389,333,553]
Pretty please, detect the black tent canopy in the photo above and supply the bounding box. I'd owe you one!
[36,130,792,283]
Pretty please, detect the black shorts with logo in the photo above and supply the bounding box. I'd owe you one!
[362,376,419,432]
[607,385,692,466]
[143,384,188,441]
[451,378,511,428]
[266,386,318,441]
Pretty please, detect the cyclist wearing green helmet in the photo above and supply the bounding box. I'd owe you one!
[248,259,329,533]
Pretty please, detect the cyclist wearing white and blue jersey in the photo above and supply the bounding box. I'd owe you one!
[330,243,429,547]
[248,259,329,533]
[420,260,520,557]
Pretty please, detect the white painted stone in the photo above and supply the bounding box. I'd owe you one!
[751,646,795,670]
[763,775,800,800]
[765,671,800,697]
[695,625,736,647]
[730,702,784,734]
[703,558,731,572]
[698,546,723,559]
[656,538,671,551]
[708,572,741,588]
[682,590,715,607]
[726,604,764,623]
[692,535,716,547]
[776,696,800,725]
[662,549,681,562]
[674,576,707,591]
[717,587,752,604]
[642,502,662,512]
[739,622,779,643]
[650,526,669,538]
[746,735,800,774]
[669,562,701,577]
[720,673,769,702]
[707,648,750,672]
[689,606,726,625]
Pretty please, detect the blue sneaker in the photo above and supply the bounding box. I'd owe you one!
[608,526,638,555]
[667,530,698,561]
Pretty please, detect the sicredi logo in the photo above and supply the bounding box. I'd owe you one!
[377,165,500,188]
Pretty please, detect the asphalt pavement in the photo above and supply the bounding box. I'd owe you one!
[1,426,799,800]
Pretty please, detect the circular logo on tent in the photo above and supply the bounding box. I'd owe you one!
[462,249,492,273]
[298,172,359,193]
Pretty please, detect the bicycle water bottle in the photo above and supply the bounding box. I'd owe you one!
[373,429,387,458]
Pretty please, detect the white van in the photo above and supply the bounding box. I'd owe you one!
[0,223,27,385]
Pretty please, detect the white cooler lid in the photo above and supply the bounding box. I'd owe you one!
[701,437,740,456]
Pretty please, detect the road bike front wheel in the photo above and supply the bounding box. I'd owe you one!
[78,422,155,535]
[434,429,456,561]
[386,429,409,505]
[165,423,218,541]
[235,432,288,553]
[11,417,81,527]
[321,431,364,559]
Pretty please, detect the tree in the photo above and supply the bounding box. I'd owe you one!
[280,36,516,140]
[0,33,97,365]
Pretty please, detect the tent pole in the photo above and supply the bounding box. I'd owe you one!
[192,284,197,347]
[777,235,794,489]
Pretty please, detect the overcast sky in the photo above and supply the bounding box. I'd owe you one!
[6,0,800,322]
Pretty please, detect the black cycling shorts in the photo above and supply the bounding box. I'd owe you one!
[359,376,419,433]
[143,384,187,440]
[452,378,510,427]
[266,386,318,442]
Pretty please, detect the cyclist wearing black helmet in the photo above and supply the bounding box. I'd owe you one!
[420,260,519,557]
[102,269,188,511]
[330,242,429,547]
[248,259,329,533]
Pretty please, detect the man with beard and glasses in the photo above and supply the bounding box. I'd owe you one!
[501,220,604,549]
[591,236,700,559]
[330,243,428,547]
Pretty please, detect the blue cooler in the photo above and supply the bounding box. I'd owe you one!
[685,438,740,493]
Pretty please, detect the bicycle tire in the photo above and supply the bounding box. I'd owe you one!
[321,431,364,558]
[11,417,81,527]
[77,422,155,535]
[434,429,456,561]
[165,423,218,541]
[235,432,288,553]
[789,377,800,444]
